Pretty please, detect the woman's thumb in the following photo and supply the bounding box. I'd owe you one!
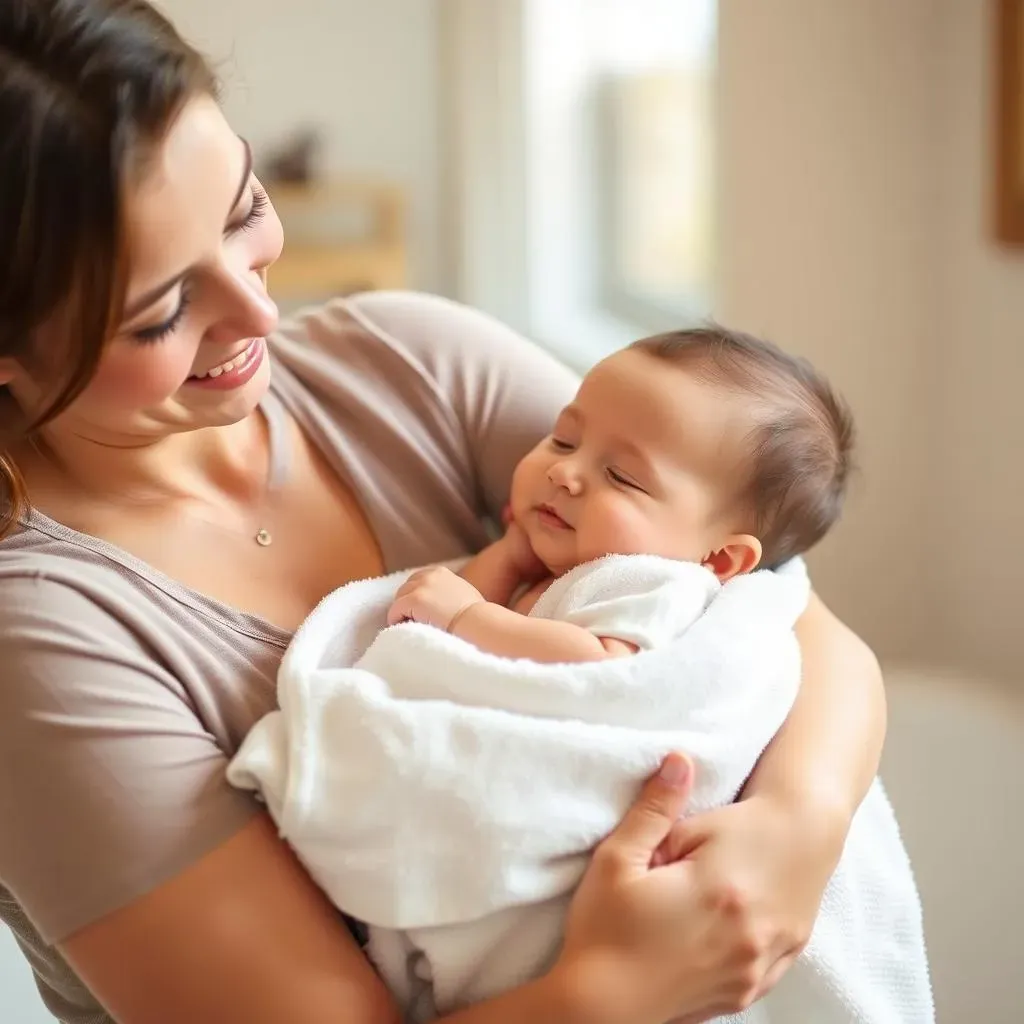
[607,753,694,864]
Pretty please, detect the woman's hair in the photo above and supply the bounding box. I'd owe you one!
[0,0,217,534]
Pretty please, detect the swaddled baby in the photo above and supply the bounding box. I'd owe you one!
[229,326,933,1024]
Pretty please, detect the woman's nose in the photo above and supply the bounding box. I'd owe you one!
[547,459,583,495]
[204,266,280,346]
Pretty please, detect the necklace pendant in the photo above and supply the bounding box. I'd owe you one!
[255,528,273,547]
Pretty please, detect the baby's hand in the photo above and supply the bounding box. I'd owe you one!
[387,566,485,631]
[501,519,547,581]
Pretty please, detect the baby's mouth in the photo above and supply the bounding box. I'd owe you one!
[536,503,572,530]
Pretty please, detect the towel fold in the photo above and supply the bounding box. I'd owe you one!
[228,555,932,1023]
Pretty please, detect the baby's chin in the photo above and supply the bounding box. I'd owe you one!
[522,525,575,577]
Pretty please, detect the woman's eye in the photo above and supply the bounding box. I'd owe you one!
[550,437,575,452]
[230,184,269,235]
[132,286,192,344]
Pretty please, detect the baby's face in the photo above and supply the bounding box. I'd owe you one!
[511,349,754,577]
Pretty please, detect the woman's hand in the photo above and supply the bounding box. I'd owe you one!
[555,755,784,1024]
[656,791,847,1020]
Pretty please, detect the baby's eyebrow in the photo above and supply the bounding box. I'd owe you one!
[611,437,659,479]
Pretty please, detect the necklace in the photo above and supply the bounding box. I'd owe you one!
[23,394,291,549]
[251,391,289,547]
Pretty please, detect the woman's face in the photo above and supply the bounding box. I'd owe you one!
[9,94,285,446]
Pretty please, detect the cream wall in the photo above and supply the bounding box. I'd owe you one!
[157,0,444,293]
[716,0,940,661]
[932,0,1024,683]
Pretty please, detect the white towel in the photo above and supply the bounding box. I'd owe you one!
[228,555,932,1023]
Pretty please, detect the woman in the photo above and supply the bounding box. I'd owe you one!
[0,2,885,1023]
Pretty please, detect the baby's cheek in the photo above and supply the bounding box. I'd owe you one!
[509,453,541,517]
[587,500,655,557]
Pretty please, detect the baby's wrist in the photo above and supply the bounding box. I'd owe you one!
[446,599,485,636]
[493,532,525,569]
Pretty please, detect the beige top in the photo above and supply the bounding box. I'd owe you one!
[0,291,578,1024]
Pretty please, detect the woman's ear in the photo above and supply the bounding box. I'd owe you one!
[701,535,762,582]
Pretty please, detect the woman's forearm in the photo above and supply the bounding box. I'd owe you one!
[439,964,609,1024]
[742,591,886,827]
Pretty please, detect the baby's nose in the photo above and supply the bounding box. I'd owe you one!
[547,460,583,495]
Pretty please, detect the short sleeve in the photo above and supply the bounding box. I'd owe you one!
[0,576,260,944]
[343,291,581,520]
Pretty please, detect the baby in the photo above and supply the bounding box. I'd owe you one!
[229,325,933,1023]
[387,324,854,660]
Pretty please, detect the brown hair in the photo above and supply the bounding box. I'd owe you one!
[0,0,217,535]
[632,325,855,567]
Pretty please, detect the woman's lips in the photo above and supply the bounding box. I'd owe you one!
[186,338,265,391]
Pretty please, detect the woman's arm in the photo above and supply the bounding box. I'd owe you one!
[64,764,734,1024]
[647,589,887,1017]
[63,816,591,1024]
[744,590,886,831]
[61,816,402,1024]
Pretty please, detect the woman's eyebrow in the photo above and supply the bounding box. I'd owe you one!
[121,139,253,321]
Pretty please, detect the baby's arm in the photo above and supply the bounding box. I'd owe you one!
[457,537,528,609]
[387,566,635,662]
[452,601,637,662]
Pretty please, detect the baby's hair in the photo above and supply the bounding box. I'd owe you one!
[631,325,855,567]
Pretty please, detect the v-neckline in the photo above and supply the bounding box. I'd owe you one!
[19,355,392,647]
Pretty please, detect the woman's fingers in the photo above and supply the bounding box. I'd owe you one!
[652,815,707,867]
[596,753,694,871]
[755,951,797,1002]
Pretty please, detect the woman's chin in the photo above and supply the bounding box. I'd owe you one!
[179,353,272,425]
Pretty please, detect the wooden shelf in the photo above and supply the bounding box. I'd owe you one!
[264,178,408,299]
[269,241,406,298]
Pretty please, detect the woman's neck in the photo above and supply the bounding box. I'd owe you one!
[19,411,269,513]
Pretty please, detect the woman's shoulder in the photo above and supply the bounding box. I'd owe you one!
[269,292,580,526]
[0,544,197,724]
[272,289,567,374]
[0,542,263,947]
[270,290,579,422]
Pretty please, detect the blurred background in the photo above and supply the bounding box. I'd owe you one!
[3,1,1023,1021]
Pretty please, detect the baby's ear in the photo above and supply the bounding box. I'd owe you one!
[701,535,762,582]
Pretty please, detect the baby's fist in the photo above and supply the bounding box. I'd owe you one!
[387,566,484,631]
[502,520,547,580]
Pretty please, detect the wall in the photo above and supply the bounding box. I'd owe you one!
[881,668,1024,1022]
[932,0,1024,683]
[0,928,49,1023]
[157,0,444,293]
[716,0,940,660]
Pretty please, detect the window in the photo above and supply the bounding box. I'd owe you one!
[440,0,717,370]
[523,0,717,367]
